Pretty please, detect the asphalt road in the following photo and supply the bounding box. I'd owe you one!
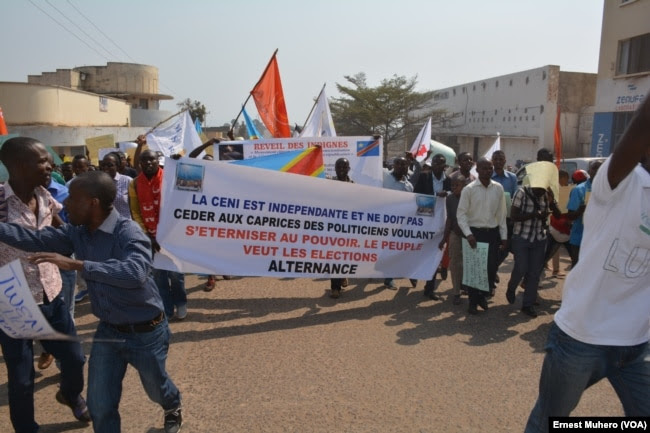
[0,255,622,433]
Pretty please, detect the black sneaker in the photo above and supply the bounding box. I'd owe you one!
[164,407,183,433]
[521,306,538,318]
[56,390,91,423]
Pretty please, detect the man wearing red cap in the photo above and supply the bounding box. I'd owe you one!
[565,162,602,266]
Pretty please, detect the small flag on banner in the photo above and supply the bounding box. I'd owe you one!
[357,139,380,157]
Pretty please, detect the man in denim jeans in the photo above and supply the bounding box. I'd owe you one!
[0,137,89,433]
[524,97,650,432]
[0,171,183,433]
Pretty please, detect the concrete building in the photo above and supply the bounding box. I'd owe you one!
[0,62,173,155]
[591,0,650,156]
[415,65,596,166]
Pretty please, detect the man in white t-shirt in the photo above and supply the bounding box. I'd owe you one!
[524,97,650,432]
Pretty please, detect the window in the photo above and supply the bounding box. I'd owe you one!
[139,98,149,109]
[612,111,635,148]
[616,33,650,75]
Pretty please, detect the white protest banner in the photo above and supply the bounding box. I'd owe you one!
[155,158,445,279]
[0,260,75,341]
[461,239,490,292]
[215,136,383,187]
[146,111,203,157]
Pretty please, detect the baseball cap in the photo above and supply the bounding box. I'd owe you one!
[572,169,589,183]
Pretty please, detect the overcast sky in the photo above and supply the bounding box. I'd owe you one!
[3,0,604,127]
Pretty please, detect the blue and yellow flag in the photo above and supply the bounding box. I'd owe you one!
[232,146,325,178]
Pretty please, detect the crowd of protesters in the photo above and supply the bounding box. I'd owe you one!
[0,96,648,432]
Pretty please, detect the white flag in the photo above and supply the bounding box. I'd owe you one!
[409,118,431,162]
[146,111,203,157]
[299,88,337,137]
[470,133,500,178]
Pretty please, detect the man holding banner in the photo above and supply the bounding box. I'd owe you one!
[0,171,183,433]
[0,137,89,432]
[382,156,414,289]
[130,147,188,320]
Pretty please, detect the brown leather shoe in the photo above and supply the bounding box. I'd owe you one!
[37,352,54,370]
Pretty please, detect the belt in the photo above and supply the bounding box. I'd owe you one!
[108,312,165,334]
[470,226,498,232]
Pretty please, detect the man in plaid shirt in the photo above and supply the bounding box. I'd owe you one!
[505,179,561,317]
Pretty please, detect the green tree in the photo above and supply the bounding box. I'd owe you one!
[330,72,433,157]
[177,98,207,124]
[330,73,435,159]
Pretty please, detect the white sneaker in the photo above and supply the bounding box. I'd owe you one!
[175,304,187,320]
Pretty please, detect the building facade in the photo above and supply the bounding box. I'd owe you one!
[416,65,596,166]
[591,0,650,156]
[0,62,173,151]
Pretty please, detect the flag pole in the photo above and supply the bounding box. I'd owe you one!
[228,49,279,140]
[300,83,326,132]
[144,108,188,135]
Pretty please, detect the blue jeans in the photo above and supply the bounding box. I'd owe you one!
[0,295,85,433]
[87,319,181,433]
[507,235,546,307]
[153,270,186,318]
[525,323,650,433]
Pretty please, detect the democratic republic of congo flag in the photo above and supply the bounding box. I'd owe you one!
[231,146,325,178]
[356,139,380,157]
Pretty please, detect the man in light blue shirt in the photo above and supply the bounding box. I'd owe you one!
[491,150,518,279]
[491,150,517,198]
[566,160,603,267]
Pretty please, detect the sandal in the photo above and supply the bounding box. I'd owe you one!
[204,275,216,291]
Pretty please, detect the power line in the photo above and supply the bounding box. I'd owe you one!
[44,0,117,60]
[65,0,137,63]
[27,0,110,61]
[63,0,177,96]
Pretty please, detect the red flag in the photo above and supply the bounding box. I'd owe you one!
[251,52,291,138]
[554,106,562,168]
[0,106,8,135]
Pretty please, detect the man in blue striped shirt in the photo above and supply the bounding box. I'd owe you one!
[0,171,183,433]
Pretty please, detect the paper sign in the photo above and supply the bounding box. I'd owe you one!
[0,260,75,341]
[524,161,560,201]
[85,134,115,165]
[461,239,490,292]
[504,192,512,216]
